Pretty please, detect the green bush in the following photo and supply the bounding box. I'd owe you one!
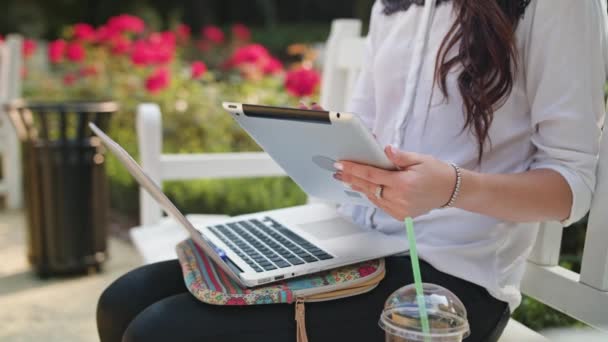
[513,296,583,331]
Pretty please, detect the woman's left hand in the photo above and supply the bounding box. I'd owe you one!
[334,145,457,220]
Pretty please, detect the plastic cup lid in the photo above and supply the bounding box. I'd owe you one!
[378,283,470,340]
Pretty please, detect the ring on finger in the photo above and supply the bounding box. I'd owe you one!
[374,185,384,199]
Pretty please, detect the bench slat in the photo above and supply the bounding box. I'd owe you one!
[580,118,608,291]
[521,262,608,330]
[160,153,286,180]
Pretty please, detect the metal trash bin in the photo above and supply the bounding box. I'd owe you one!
[4,100,118,277]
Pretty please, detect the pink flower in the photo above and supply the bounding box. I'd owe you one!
[79,65,98,77]
[107,14,145,34]
[285,67,321,97]
[262,57,283,75]
[131,40,152,65]
[63,73,77,85]
[224,44,284,78]
[110,35,131,55]
[95,25,115,43]
[175,24,191,42]
[226,44,270,67]
[191,61,207,79]
[73,23,96,41]
[232,23,251,41]
[48,39,66,63]
[130,33,175,66]
[157,31,176,48]
[66,42,86,62]
[23,39,36,59]
[145,67,170,94]
[202,25,225,44]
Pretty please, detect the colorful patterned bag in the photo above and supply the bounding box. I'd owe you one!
[176,238,385,342]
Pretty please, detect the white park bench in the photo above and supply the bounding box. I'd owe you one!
[0,35,23,209]
[132,19,608,341]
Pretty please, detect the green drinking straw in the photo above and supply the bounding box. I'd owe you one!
[405,217,431,342]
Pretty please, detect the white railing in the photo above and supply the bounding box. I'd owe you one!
[136,19,608,337]
[0,34,24,209]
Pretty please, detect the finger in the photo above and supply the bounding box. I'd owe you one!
[311,102,324,110]
[336,161,394,185]
[385,145,423,169]
[338,172,377,195]
[298,101,309,109]
[360,187,404,217]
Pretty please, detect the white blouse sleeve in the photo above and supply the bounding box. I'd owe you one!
[524,0,607,226]
[345,2,380,130]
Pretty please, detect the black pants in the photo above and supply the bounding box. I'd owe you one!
[97,257,510,342]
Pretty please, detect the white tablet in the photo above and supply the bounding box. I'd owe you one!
[222,102,396,206]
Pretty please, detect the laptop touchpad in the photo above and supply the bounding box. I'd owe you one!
[297,218,365,240]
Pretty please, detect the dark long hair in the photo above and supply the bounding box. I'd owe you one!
[383,0,531,160]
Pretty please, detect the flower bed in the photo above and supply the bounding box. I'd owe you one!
[19,15,323,219]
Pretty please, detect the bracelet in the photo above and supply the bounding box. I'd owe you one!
[441,163,462,209]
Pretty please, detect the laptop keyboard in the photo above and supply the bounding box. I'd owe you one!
[208,217,333,273]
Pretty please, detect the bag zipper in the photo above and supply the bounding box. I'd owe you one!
[292,259,385,299]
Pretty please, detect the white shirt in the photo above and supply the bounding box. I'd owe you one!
[339,0,607,311]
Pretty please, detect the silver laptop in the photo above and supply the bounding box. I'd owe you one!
[90,123,407,288]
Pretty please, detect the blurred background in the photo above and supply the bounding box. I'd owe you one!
[0,1,605,341]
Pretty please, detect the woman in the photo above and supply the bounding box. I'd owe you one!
[97,0,607,341]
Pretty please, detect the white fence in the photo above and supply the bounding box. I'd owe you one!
[0,35,23,209]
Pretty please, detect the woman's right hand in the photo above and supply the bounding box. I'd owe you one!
[298,101,324,110]
[300,101,377,140]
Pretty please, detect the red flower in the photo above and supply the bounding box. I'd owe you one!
[285,67,321,97]
[66,42,86,62]
[107,14,145,34]
[63,73,77,85]
[73,23,96,41]
[224,44,284,78]
[131,40,152,66]
[175,24,191,42]
[130,33,175,66]
[232,23,251,41]
[48,39,66,63]
[191,61,207,79]
[158,31,177,49]
[0,35,4,44]
[79,65,98,77]
[95,25,116,44]
[226,44,270,67]
[110,35,131,55]
[202,25,225,44]
[226,297,248,305]
[145,67,170,94]
[262,57,283,75]
[23,39,36,59]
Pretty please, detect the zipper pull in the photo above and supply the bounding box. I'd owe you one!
[295,298,309,342]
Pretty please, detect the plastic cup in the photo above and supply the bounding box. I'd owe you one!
[379,283,470,342]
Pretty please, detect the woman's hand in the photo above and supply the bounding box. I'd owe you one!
[334,146,456,220]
